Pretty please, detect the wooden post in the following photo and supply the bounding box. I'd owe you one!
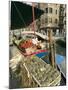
[53,40,57,68]
[48,28,55,68]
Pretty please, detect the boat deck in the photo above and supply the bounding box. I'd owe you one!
[9,45,61,88]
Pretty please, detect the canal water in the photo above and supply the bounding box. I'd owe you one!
[56,41,66,56]
[56,40,66,86]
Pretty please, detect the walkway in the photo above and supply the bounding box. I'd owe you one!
[22,31,64,40]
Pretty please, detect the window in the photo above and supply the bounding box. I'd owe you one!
[45,8,48,13]
[64,21,66,24]
[49,18,52,23]
[41,19,44,24]
[65,13,66,16]
[56,10,57,14]
[49,8,52,13]
[45,18,48,23]
[55,19,58,24]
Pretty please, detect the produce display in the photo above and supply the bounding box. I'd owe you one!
[19,39,33,49]
[19,56,61,87]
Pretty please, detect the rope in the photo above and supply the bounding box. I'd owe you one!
[13,2,36,35]
[32,3,35,36]
[13,2,27,28]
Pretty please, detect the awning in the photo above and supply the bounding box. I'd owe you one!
[11,1,44,30]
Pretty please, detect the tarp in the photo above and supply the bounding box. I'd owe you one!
[11,1,44,30]
[36,52,48,58]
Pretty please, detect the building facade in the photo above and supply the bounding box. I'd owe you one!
[35,3,60,35]
[59,4,66,36]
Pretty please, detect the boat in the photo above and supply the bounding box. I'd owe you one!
[9,2,66,88]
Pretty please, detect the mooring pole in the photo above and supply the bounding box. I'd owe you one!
[48,28,55,68]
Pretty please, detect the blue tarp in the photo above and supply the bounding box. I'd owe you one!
[36,52,48,58]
